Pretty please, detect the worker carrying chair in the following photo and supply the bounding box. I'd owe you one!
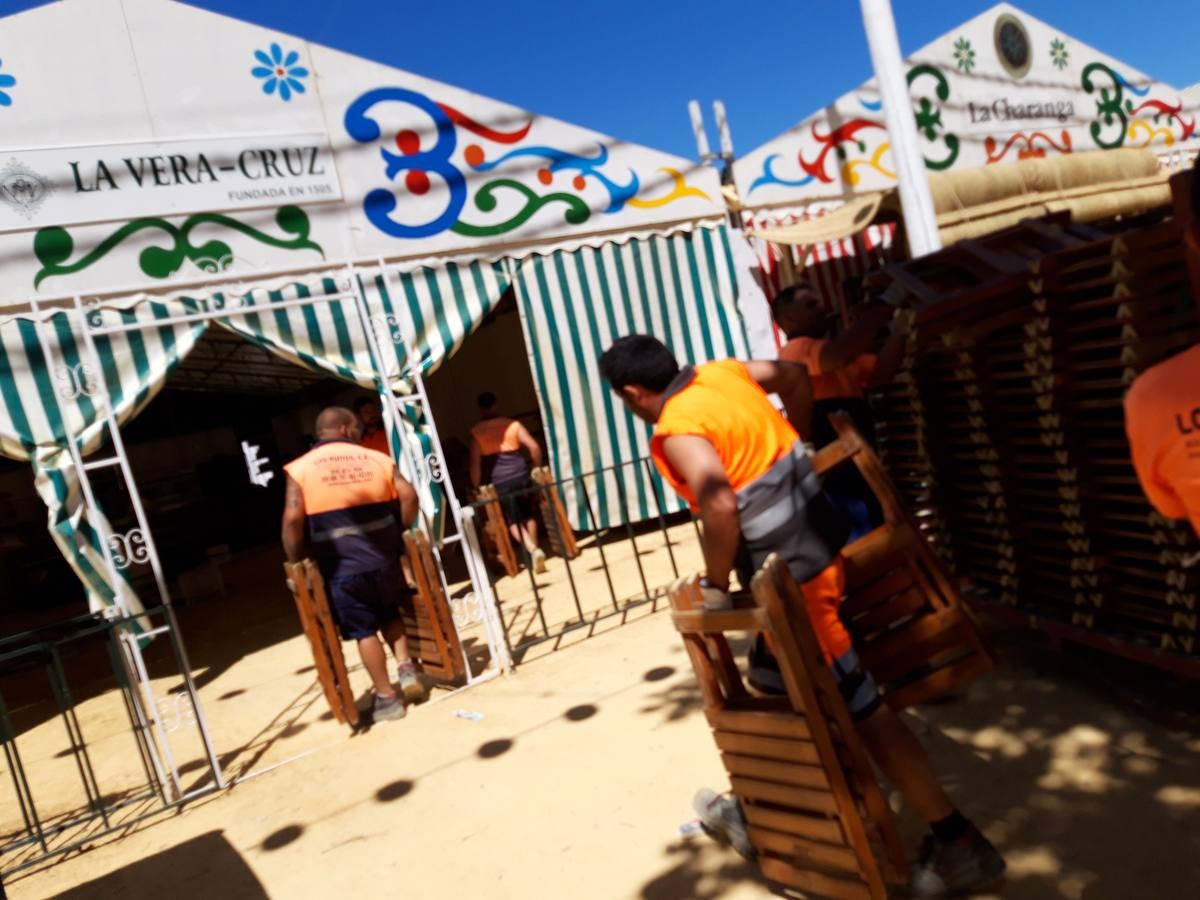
[667,417,993,897]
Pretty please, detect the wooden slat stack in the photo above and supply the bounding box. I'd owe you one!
[669,563,908,900]
[873,214,1200,664]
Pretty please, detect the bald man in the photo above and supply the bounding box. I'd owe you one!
[282,407,424,722]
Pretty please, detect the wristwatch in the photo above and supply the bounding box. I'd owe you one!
[699,576,729,592]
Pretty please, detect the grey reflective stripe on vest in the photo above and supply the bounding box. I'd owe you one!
[736,441,843,583]
[310,513,397,543]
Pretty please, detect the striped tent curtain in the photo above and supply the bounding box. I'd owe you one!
[509,224,750,530]
[0,263,512,621]
[0,301,207,625]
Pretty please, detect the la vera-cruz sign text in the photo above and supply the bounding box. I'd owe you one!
[0,134,342,234]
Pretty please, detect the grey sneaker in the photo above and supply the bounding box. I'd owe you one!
[531,548,547,574]
[372,693,407,722]
[398,664,426,703]
[910,828,1006,896]
[692,788,756,861]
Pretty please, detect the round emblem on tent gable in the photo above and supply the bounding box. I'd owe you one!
[993,13,1032,79]
[0,158,52,219]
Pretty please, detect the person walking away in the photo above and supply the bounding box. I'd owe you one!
[469,392,547,573]
[772,278,910,539]
[353,396,390,455]
[599,336,1005,896]
[282,407,425,722]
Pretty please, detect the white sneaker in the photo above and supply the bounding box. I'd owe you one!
[531,549,547,574]
[692,788,755,861]
[397,665,426,703]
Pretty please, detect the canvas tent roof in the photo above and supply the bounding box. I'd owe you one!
[733,2,1199,213]
[0,0,725,306]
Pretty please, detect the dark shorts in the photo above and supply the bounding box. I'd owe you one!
[325,565,412,641]
[747,635,883,720]
[495,475,538,524]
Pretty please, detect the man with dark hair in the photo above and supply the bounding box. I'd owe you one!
[352,396,389,455]
[599,336,1004,896]
[470,392,546,573]
[772,278,910,538]
[1125,153,1200,538]
[282,407,425,722]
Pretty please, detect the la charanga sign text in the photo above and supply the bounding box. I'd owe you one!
[967,97,1076,125]
[0,134,342,234]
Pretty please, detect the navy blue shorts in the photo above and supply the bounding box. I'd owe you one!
[325,565,412,640]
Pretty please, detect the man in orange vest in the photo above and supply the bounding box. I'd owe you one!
[282,407,424,722]
[599,336,1004,896]
[469,392,547,573]
[1125,154,1200,543]
[773,278,910,538]
[353,396,390,455]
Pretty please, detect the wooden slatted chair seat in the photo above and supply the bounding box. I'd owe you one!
[812,415,994,710]
[477,484,521,577]
[531,466,580,560]
[284,559,359,728]
[670,560,907,899]
[401,531,467,684]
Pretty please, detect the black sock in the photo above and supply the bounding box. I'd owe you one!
[930,810,970,844]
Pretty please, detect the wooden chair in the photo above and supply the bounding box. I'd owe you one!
[476,483,521,577]
[401,531,467,684]
[670,559,907,900]
[283,560,359,728]
[812,415,995,709]
[531,466,580,560]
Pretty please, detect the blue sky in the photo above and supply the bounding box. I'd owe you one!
[2,0,1196,158]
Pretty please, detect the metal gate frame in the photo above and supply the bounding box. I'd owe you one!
[17,260,507,831]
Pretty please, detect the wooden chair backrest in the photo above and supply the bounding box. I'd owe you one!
[283,560,359,728]
[402,531,467,684]
[669,562,906,900]
[531,466,580,559]
[812,415,994,709]
[477,484,520,577]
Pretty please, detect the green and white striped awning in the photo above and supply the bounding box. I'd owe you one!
[0,222,748,617]
[510,224,749,529]
[0,262,511,618]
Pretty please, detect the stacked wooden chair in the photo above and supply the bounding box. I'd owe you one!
[671,562,907,899]
[812,416,994,709]
[284,559,359,727]
[284,531,467,727]
[477,468,581,577]
[668,418,995,896]
[399,530,467,684]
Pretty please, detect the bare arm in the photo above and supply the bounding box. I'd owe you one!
[281,476,307,564]
[742,359,814,441]
[818,303,891,372]
[469,439,482,489]
[662,435,740,591]
[394,471,420,529]
[515,422,543,468]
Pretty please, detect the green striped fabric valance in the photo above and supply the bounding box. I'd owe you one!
[511,224,749,530]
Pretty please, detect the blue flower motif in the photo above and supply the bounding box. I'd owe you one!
[0,58,16,108]
[251,43,308,102]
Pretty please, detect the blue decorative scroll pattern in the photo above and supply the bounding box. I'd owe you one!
[345,85,710,239]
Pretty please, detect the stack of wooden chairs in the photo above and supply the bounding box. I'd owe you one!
[872,213,1200,664]
[813,417,994,708]
[672,561,906,899]
[668,419,994,896]
[477,466,581,577]
[284,530,467,727]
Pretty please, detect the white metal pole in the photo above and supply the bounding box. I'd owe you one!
[713,100,734,160]
[687,100,712,161]
[859,0,942,257]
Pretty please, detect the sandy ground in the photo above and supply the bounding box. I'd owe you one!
[0,519,702,876]
[5,598,1200,899]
